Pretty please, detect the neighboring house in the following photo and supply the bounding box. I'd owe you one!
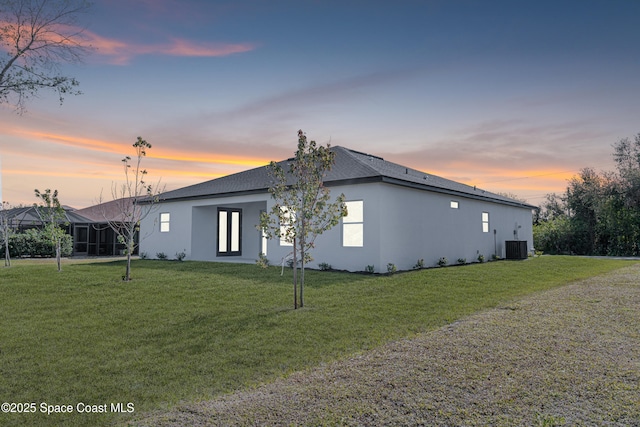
[3,199,139,257]
[74,198,140,256]
[2,205,88,238]
[140,147,536,272]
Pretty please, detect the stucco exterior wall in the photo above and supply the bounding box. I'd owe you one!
[139,194,267,262]
[261,182,384,271]
[140,182,533,272]
[263,181,533,273]
[140,202,193,259]
[371,183,534,271]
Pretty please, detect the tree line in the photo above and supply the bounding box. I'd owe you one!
[534,134,640,256]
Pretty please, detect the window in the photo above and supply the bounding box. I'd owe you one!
[450,201,459,209]
[279,207,294,247]
[482,212,490,233]
[343,201,364,247]
[260,210,268,256]
[261,229,268,255]
[160,213,170,232]
[217,208,242,256]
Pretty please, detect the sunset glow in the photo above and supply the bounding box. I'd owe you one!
[1,0,638,208]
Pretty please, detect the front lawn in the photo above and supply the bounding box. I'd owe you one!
[0,256,634,426]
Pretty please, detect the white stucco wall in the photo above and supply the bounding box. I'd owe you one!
[266,182,533,273]
[370,183,534,271]
[140,182,533,272]
[140,202,193,259]
[139,194,267,262]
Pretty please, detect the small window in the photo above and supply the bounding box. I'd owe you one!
[343,201,364,247]
[160,213,170,232]
[450,201,459,209]
[482,212,490,233]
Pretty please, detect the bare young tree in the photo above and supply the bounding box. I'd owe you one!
[103,137,164,281]
[0,0,93,112]
[34,188,67,271]
[0,201,15,266]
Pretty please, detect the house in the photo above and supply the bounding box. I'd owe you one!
[2,205,90,257]
[2,199,138,257]
[139,147,535,272]
[73,198,140,256]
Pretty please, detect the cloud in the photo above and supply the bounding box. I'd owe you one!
[83,29,256,65]
[161,68,422,147]
[370,118,616,202]
[0,18,256,66]
[227,69,418,119]
[389,119,612,172]
[6,126,269,170]
[162,38,255,57]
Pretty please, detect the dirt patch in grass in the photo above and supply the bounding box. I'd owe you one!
[135,264,640,426]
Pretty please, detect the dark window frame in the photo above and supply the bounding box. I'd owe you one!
[217,207,242,256]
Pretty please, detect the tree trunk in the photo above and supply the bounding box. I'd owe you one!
[4,238,10,267]
[300,239,305,308]
[56,241,61,272]
[125,252,132,281]
[123,234,134,281]
[299,219,306,308]
[292,240,298,309]
[300,258,305,308]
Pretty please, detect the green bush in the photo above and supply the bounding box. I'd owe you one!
[533,216,574,255]
[318,262,332,271]
[1,229,72,258]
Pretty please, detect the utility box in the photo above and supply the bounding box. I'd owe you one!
[505,240,528,260]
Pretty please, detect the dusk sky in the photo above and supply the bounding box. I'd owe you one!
[1,0,639,208]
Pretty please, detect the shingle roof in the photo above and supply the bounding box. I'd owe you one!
[153,146,535,209]
[2,206,94,226]
[75,197,140,223]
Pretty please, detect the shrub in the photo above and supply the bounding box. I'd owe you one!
[365,265,375,274]
[1,229,72,258]
[156,252,167,260]
[457,258,466,264]
[437,257,448,267]
[318,262,331,271]
[386,263,397,275]
[175,251,186,262]
[256,253,270,268]
[477,253,485,263]
[286,258,303,268]
[413,259,425,270]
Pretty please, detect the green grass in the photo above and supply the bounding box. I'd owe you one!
[0,256,635,426]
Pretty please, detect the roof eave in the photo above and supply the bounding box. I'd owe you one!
[379,176,536,209]
[146,187,271,204]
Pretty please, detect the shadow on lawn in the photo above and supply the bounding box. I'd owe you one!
[86,259,373,288]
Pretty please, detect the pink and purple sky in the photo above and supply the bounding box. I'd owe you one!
[1,0,639,208]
